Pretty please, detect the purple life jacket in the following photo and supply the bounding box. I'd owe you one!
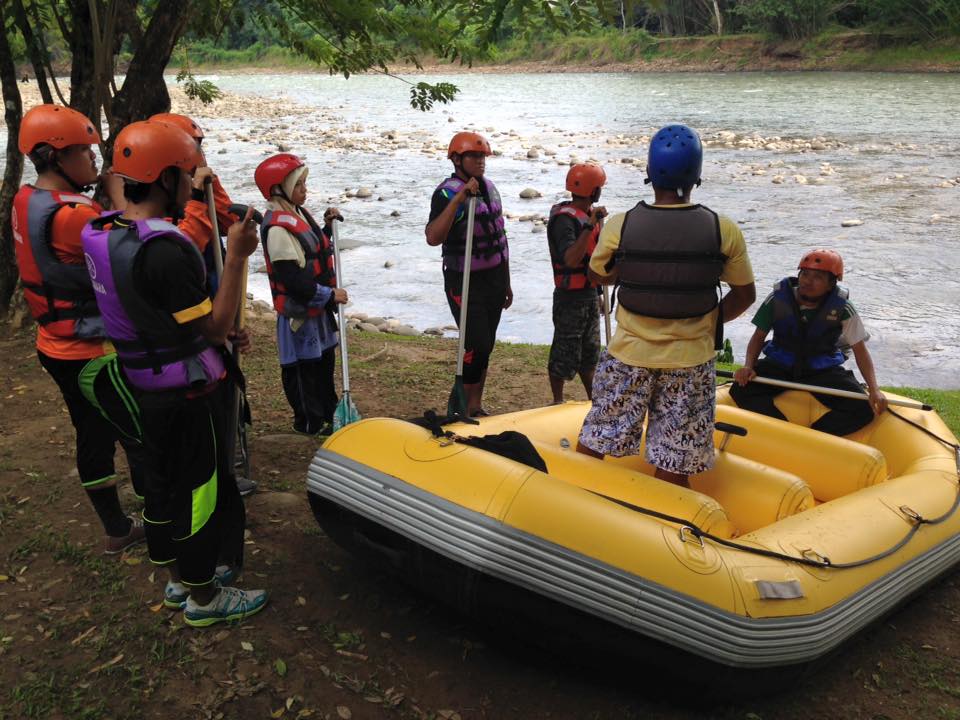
[81,213,225,392]
[435,175,508,273]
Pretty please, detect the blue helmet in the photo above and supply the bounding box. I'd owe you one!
[645,124,703,193]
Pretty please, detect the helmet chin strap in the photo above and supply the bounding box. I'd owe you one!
[51,152,93,193]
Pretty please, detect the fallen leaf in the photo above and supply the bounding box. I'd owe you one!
[241,641,254,652]
[271,708,285,719]
[123,556,142,566]
[335,649,368,661]
[437,711,461,720]
[296,710,314,719]
[0,575,8,582]
[70,626,97,646]
[149,602,164,613]
[336,706,352,719]
[88,653,124,674]
[296,596,306,606]
[275,658,288,677]
[286,697,296,710]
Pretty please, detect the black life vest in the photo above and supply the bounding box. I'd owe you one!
[614,202,726,319]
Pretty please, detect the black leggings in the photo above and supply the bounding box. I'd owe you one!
[444,265,507,384]
[729,360,875,436]
[281,347,338,434]
[138,381,244,585]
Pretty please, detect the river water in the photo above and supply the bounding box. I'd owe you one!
[7,71,960,388]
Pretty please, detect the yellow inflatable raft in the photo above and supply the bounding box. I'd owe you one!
[307,388,960,681]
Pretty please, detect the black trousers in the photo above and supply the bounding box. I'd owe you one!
[281,347,338,434]
[138,381,245,585]
[444,264,508,384]
[729,359,875,436]
[37,351,137,489]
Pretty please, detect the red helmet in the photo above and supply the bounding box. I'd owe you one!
[255,153,305,200]
[112,121,203,184]
[566,163,606,196]
[149,112,204,140]
[799,249,844,281]
[19,104,101,155]
[447,132,491,159]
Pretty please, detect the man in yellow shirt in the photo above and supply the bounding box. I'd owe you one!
[576,125,756,488]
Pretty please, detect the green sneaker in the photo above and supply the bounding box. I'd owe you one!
[163,566,240,610]
[183,586,268,628]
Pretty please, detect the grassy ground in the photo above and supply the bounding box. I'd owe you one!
[1,313,959,719]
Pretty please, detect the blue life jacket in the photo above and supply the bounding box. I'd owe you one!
[762,276,848,374]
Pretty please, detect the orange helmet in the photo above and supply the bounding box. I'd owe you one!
[19,104,100,155]
[566,163,606,196]
[254,153,305,200]
[799,249,843,280]
[447,131,491,159]
[149,112,204,140]
[112,121,203,184]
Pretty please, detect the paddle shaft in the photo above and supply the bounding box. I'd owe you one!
[601,285,612,346]
[331,219,351,395]
[455,196,478,377]
[716,370,931,410]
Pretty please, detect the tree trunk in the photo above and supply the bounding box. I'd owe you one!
[11,0,54,103]
[0,22,24,314]
[110,2,192,142]
[712,0,723,35]
[68,0,97,121]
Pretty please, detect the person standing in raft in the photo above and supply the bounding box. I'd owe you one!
[547,163,608,404]
[12,104,145,555]
[576,124,756,489]
[730,249,887,435]
[255,153,349,437]
[425,131,512,417]
[80,120,267,626]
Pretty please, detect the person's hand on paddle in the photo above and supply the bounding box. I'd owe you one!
[324,207,343,225]
[228,327,252,354]
[734,366,757,386]
[226,207,260,259]
[192,166,215,191]
[590,206,607,226]
[868,386,888,415]
[332,288,349,304]
[458,177,480,198]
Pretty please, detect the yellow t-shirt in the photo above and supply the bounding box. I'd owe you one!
[590,204,754,369]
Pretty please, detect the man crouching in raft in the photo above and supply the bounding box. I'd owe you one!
[425,132,512,418]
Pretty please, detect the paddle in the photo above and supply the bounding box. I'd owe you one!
[330,216,361,431]
[447,195,478,419]
[601,285,613,346]
[716,369,932,411]
[205,179,255,494]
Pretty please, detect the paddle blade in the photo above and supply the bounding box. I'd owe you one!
[447,377,468,419]
[333,392,362,431]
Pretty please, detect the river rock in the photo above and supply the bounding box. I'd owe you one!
[793,175,808,185]
[358,323,381,333]
[423,327,445,336]
[364,316,386,326]
[384,261,394,268]
[252,300,273,314]
[772,175,785,184]
[531,225,545,233]
[527,148,540,159]
[519,188,542,199]
[391,325,420,337]
[390,210,400,217]
[348,312,368,322]
[841,219,863,227]
[355,187,373,199]
[621,157,635,164]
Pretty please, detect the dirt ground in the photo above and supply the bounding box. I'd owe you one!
[2,314,960,720]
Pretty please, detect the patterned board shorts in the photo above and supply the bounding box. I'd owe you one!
[578,353,716,475]
[548,293,602,381]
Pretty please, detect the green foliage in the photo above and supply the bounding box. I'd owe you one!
[175,68,224,104]
[734,0,850,39]
[410,81,459,111]
[858,0,960,39]
[717,339,734,364]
